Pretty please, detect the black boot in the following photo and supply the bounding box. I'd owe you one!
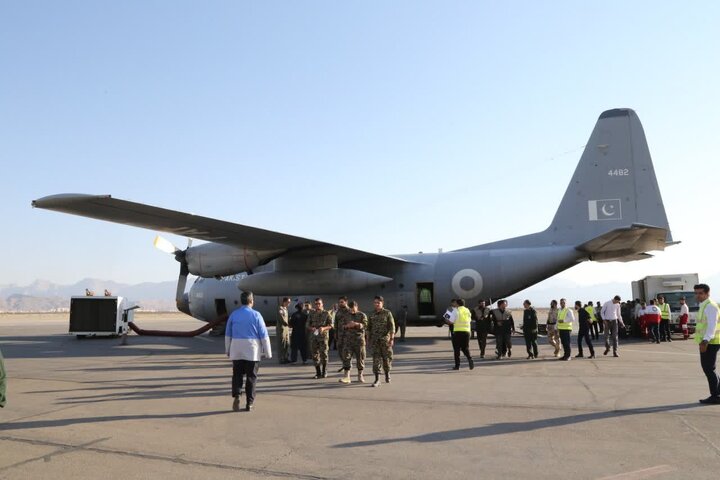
[385,371,391,383]
[372,373,381,387]
[321,362,327,378]
[314,365,321,379]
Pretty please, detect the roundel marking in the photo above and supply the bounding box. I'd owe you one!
[451,269,483,299]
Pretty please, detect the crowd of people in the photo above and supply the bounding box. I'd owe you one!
[223,284,720,412]
[225,292,396,412]
[447,295,625,366]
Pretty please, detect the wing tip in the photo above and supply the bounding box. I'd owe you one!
[32,194,111,208]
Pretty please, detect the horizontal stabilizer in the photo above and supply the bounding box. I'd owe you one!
[576,224,671,262]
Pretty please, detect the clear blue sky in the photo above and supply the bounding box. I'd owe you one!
[1,1,718,288]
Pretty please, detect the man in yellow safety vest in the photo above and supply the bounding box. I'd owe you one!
[557,298,574,361]
[657,295,673,342]
[694,284,720,404]
[447,299,474,370]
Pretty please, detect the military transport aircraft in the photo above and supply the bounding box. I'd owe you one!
[32,108,674,325]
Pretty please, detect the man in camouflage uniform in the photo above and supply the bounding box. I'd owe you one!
[334,296,351,373]
[276,297,291,364]
[307,297,333,378]
[338,300,368,384]
[367,295,395,387]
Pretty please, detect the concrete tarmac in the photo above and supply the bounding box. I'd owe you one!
[1,313,719,479]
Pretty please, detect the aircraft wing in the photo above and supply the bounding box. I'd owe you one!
[575,224,672,262]
[31,194,408,266]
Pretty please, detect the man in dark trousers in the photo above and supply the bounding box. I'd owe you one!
[694,284,720,404]
[490,299,515,359]
[447,299,474,370]
[289,302,308,364]
[473,300,491,358]
[225,291,272,412]
[575,300,595,358]
[522,300,539,359]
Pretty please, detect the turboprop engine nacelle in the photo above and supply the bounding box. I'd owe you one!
[236,268,393,296]
[185,243,283,278]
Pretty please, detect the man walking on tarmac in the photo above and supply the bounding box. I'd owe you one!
[602,295,624,357]
[338,300,367,384]
[473,300,491,358]
[367,296,395,387]
[308,298,333,379]
[447,299,474,370]
[277,297,291,364]
[226,291,272,412]
[693,284,720,404]
[586,301,598,341]
[575,300,595,358]
[334,296,351,372]
[658,295,673,342]
[557,298,574,361]
[522,300,539,359]
[490,300,514,359]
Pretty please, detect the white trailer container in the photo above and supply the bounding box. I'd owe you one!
[631,274,699,332]
[69,296,135,338]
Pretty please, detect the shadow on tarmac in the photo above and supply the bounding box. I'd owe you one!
[0,410,233,431]
[331,402,704,448]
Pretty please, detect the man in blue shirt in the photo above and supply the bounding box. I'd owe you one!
[225,291,272,412]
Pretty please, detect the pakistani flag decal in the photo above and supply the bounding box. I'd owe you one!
[588,199,622,221]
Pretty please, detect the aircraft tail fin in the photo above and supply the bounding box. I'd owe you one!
[450,108,674,260]
[547,108,673,253]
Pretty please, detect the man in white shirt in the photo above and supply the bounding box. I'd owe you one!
[644,300,662,344]
[601,295,624,357]
[679,296,690,340]
[694,284,720,404]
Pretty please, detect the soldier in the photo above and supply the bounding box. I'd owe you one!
[490,299,515,359]
[328,303,338,350]
[277,297,291,364]
[307,297,333,378]
[339,300,368,384]
[367,295,395,387]
[473,300,491,358]
[546,300,560,357]
[334,296,351,372]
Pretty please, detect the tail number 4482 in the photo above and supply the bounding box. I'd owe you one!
[608,169,630,176]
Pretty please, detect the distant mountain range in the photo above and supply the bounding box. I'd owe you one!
[0,278,178,312]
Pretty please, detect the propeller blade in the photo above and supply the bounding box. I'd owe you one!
[187,238,193,248]
[153,235,178,254]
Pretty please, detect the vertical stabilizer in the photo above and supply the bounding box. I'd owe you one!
[547,108,671,245]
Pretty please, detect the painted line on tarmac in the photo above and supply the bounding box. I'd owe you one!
[679,417,720,457]
[0,434,333,479]
[595,464,674,480]
[622,349,696,357]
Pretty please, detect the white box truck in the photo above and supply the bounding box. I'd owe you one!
[69,296,135,338]
[631,274,699,332]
